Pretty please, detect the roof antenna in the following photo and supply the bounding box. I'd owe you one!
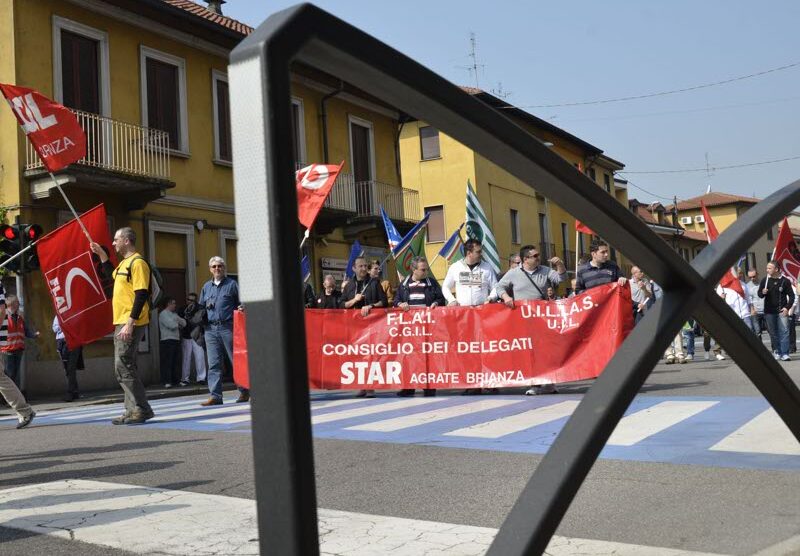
[704,152,712,194]
[458,32,485,89]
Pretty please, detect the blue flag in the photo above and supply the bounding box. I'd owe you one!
[345,240,364,279]
[380,206,403,252]
[438,223,465,263]
[301,255,311,283]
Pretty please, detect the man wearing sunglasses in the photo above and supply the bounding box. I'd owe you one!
[198,256,250,406]
[496,244,567,396]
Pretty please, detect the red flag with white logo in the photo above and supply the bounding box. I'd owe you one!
[700,201,746,298]
[772,218,800,285]
[295,162,344,229]
[0,83,86,172]
[37,204,116,348]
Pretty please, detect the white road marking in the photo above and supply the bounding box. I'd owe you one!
[710,409,800,456]
[147,405,251,423]
[347,399,522,432]
[312,397,444,425]
[444,400,581,438]
[310,398,371,410]
[607,401,719,446]
[197,413,252,425]
[0,480,730,556]
[51,399,206,421]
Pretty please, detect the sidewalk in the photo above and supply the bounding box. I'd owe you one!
[0,381,243,415]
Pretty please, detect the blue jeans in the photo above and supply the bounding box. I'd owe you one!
[204,322,248,400]
[763,313,790,357]
[682,329,695,356]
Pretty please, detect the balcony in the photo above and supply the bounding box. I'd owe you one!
[25,109,174,202]
[539,242,556,260]
[311,168,421,234]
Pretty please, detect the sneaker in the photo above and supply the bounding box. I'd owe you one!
[16,411,36,429]
[704,352,711,360]
[123,411,152,425]
[715,354,725,361]
[164,383,172,389]
[179,381,190,387]
[685,354,693,361]
[235,393,251,403]
[526,385,558,395]
[665,357,675,365]
[678,357,687,364]
[780,354,791,361]
[111,413,131,425]
[773,352,780,360]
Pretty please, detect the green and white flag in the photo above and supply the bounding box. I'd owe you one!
[465,179,500,274]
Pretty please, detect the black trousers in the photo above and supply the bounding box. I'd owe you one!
[57,339,81,397]
[159,339,181,385]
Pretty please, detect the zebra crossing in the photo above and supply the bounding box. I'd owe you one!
[5,392,799,470]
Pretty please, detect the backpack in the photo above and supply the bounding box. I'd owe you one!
[126,255,165,308]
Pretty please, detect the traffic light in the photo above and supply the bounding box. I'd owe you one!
[0,224,43,273]
[0,224,22,273]
[21,224,42,271]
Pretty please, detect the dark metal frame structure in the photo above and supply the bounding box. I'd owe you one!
[228,4,800,555]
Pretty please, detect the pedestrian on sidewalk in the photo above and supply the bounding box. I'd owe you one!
[0,285,35,428]
[1,295,40,388]
[91,227,155,425]
[199,256,250,405]
[53,315,83,401]
[178,292,207,386]
[158,297,185,388]
[758,260,795,361]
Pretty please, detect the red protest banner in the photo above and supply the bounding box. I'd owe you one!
[700,201,745,298]
[772,217,800,284]
[296,162,344,229]
[231,283,631,390]
[0,83,86,172]
[575,220,594,235]
[37,204,116,348]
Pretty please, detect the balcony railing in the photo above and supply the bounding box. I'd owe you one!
[563,249,577,269]
[25,109,170,180]
[353,180,421,222]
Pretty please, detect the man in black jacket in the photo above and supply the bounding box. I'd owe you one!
[341,256,388,398]
[758,260,795,361]
[178,293,207,386]
[394,256,444,397]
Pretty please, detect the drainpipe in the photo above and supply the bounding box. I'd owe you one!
[320,81,344,163]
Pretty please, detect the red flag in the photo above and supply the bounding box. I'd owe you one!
[700,201,745,297]
[295,162,344,229]
[0,83,86,172]
[772,218,800,284]
[37,204,116,348]
[575,220,594,235]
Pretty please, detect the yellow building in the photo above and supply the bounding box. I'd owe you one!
[667,192,779,272]
[0,0,251,395]
[399,87,629,285]
[628,197,706,266]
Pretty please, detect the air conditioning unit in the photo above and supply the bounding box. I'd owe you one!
[694,215,705,223]
[680,216,693,225]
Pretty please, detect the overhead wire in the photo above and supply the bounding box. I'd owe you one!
[621,154,800,174]
[502,60,800,109]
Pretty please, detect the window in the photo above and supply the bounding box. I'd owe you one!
[419,126,441,160]
[603,173,611,193]
[290,97,306,166]
[140,46,188,153]
[53,16,110,116]
[767,227,774,241]
[425,206,445,242]
[510,209,520,244]
[560,222,568,258]
[211,70,231,162]
[588,167,596,182]
[349,116,376,214]
[680,247,689,261]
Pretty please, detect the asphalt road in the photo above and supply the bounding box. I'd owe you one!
[0,354,798,555]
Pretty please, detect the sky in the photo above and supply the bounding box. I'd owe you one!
[222,0,800,205]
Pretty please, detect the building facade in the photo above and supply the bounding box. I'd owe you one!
[399,88,629,285]
[0,0,250,394]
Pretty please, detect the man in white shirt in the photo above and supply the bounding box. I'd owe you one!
[442,239,497,395]
[442,239,497,307]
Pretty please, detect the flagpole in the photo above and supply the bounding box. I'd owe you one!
[48,172,93,243]
[428,253,441,267]
[575,230,580,275]
[299,228,310,249]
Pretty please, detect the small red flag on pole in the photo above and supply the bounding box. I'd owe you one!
[575,220,594,235]
[296,162,345,230]
[700,200,745,297]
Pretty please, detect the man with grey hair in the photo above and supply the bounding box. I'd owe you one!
[91,226,154,424]
[198,256,249,405]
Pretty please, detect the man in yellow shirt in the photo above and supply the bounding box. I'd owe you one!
[91,227,154,425]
